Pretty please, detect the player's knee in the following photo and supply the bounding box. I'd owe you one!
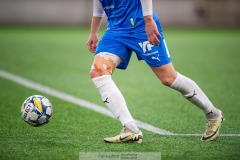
[89,69,99,79]
[89,64,108,79]
[89,54,118,79]
[161,79,172,86]
[161,77,175,87]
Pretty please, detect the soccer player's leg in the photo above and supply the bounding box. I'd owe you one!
[136,32,223,141]
[152,64,224,141]
[90,52,143,143]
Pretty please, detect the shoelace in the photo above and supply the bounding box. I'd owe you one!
[120,127,128,134]
[205,120,216,134]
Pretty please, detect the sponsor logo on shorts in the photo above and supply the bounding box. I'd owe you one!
[139,41,154,53]
[139,41,159,56]
[151,56,160,61]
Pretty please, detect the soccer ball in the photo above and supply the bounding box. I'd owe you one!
[21,95,53,127]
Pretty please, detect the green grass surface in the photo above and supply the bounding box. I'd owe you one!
[0,27,240,160]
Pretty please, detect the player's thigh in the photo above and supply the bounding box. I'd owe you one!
[131,31,176,85]
[94,31,132,70]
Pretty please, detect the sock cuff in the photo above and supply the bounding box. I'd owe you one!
[92,75,111,81]
[170,72,183,90]
[92,75,112,89]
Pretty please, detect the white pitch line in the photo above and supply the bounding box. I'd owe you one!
[0,69,173,135]
[0,69,239,137]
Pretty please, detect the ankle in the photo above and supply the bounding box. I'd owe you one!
[206,108,220,120]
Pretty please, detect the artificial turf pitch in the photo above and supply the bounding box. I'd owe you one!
[0,27,240,160]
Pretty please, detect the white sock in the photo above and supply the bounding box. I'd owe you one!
[92,75,139,133]
[124,122,140,134]
[171,72,219,119]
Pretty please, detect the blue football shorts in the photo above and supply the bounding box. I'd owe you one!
[95,24,171,70]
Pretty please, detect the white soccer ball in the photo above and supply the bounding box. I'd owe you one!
[21,95,53,127]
